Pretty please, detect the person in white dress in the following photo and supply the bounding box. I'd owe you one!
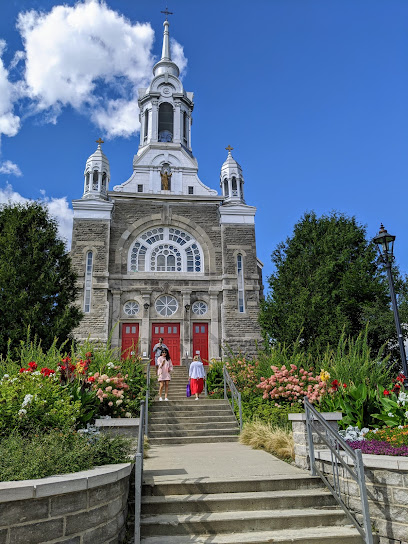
[189,355,206,400]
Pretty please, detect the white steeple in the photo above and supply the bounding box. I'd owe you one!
[83,139,110,200]
[113,16,217,198]
[220,146,245,204]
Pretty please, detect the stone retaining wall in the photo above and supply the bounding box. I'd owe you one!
[0,463,132,544]
[289,412,408,544]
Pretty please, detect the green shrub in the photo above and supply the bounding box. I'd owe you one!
[206,360,224,398]
[0,430,133,481]
[240,394,303,428]
[0,370,81,436]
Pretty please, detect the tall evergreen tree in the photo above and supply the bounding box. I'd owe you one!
[259,211,407,357]
[0,202,82,354]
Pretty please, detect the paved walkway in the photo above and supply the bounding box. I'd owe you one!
[143,442,305,484]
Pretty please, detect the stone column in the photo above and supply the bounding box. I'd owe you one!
[111,291,121,350]
[140,292,151,363]
[173,102,181,143]
[288,412,343,470]
[209,291,220,359]
[151,100,158,142]
[182,292,191,366]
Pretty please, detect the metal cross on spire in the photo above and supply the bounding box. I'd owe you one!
[225,145,234,153]
[95,138,104,146]
[161,7,173,20]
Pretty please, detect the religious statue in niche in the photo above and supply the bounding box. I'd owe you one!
[160,164,172,190]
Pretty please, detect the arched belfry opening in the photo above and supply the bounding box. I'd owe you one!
[158,102,173,142]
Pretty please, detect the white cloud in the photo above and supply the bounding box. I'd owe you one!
[171,39,188,79]
[0,40,21,138]
[0,183,73,247]
[0,160,22,177]
[17,0,155,137]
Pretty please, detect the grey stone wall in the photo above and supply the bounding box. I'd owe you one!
[0,464,131,544]
[289,412,408,544]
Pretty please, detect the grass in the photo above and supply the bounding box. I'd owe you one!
[239,420,294,461]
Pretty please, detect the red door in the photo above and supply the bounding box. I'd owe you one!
[121,323,139,359]
[193,323,209,364]
[151,323,180,365]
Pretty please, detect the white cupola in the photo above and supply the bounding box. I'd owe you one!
[220,146,245,204]
[83,139,110,200]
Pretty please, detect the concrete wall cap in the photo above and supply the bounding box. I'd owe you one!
[316,449,408,471]
[0,463,132,503]
[288,412,343,421]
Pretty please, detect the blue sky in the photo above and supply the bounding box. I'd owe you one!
[0,0,408,286]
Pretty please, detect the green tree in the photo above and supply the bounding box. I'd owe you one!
[259,211,407,358]
[0,202,82,355]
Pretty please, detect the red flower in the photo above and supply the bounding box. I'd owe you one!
[87,376,95,383]
[397,374,405,383]
[85,352,92,358]
[343,383,347,388]
[19,368,27,373]
[383,390,390,396]
[28,361,37,370]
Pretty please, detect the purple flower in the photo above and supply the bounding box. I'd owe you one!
[346,440,408,457]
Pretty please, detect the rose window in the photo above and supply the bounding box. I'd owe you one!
[192,301,208,315]
[124,301,139,316]
[155,295,178,317]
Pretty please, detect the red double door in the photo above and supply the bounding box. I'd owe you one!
[151,323,181,365]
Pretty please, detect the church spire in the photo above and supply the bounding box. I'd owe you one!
[153,15,179,77]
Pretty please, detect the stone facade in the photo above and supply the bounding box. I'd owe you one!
[71,19,263,363]
[0,464,131,544]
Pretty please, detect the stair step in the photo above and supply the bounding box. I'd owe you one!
[142,476,325,496]
[149,421,239,431]
[141,488,336,514]
[140,508,350,536]
[148,435,239,445]
[148,427,239,438]
[141,525,363,543]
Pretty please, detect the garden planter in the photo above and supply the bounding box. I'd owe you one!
[0,463,132,544]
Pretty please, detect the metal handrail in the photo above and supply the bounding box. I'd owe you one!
[223,365,242,430]
[134,399,145,544]
[145,362,151,436]
[304,397,373,544]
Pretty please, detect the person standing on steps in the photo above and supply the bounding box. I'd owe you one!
[152,337,168,368]
[189,355,206,400]
[157,348,173,401]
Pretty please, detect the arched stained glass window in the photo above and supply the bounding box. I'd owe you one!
[128,226,203,274]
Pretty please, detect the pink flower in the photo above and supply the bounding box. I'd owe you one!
[108,401,113,407]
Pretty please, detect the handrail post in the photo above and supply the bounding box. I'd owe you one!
[238,391,242,431]
[355,449,374,544]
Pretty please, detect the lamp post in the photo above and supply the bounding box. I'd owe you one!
[373,224,408,384]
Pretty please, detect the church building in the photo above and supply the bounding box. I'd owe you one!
[70,18,263,364]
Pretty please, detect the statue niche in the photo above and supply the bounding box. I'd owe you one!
[160,164,172,191]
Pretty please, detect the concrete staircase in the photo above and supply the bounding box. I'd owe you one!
[140,474,364,543]
[148,366,239,445]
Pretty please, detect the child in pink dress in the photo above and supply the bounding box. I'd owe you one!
[157,348,173,401]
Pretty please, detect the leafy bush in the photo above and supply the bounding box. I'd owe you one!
[240,394,303,427]
[0,429,133,481]
[0,368,81,436]
[206,360,224,398]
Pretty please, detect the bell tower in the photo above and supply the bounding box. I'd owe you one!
[113,16,217,197]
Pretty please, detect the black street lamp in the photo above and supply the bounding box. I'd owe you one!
[373,224,408,385]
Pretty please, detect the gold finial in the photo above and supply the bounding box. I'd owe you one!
[225,145,234,153]
[96,138,104,145]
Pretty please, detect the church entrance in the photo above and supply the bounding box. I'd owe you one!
[192,323,209,364]
[121,323,139,359]
[151,323,181,365]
